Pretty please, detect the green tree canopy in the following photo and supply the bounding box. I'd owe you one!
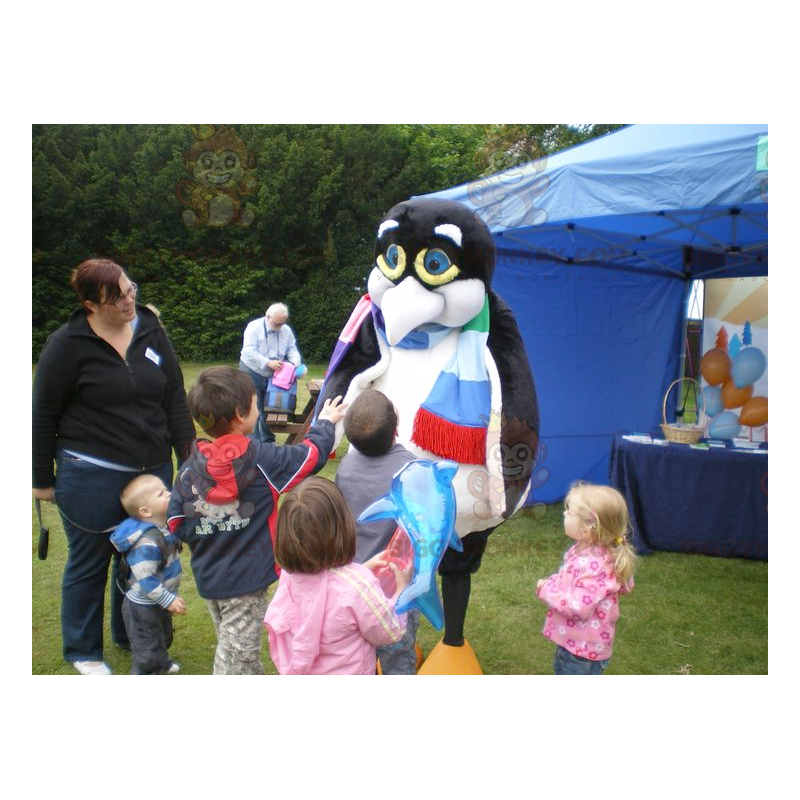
[33,123,621,363]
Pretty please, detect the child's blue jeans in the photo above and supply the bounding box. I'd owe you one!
[377,610,420,674]
[553,645,610,675]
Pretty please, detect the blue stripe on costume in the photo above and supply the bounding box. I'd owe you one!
[420,371,491,429]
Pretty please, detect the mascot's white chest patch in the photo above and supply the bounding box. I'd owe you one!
[372,332,459,443]
[366,330,505,536]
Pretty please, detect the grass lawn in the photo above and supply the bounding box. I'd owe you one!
[32,362,768,675]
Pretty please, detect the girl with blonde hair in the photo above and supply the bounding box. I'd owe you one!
[536,481,636,674]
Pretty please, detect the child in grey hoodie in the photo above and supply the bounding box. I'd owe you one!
[335,390,419,674]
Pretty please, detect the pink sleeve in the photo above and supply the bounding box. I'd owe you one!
[339,565,407,647]
[537,552,619,620]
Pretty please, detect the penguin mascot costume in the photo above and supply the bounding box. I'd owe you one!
[317,198,539,673]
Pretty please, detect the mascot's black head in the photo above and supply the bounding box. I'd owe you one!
[373,199,496,289]
[368,198,496,345]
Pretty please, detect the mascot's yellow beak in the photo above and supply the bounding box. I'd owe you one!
[379,277,445,346]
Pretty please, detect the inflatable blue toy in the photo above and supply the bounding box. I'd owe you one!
[359,459,462,629]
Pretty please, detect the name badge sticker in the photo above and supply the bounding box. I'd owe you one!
[145,347,162,367]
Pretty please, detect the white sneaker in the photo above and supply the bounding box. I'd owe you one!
[167,660,181,674]
[73,660,112,675]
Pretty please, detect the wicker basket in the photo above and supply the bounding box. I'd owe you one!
[661,378,705,444]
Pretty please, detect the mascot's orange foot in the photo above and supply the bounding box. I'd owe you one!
[417,639,483,675]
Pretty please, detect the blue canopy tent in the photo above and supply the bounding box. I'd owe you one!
[418,124,768,502]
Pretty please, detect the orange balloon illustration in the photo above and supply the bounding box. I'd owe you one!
[739,396,768,426]
[700,348,732,386]
[721,378,753,409]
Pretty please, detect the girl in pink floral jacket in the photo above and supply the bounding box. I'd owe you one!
[536,482,636,675]
[264,477,410,675]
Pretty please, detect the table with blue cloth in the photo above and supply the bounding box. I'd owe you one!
[609,435,768,560]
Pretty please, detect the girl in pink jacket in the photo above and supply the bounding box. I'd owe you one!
[264,477,410,675]
[536,482,636,675]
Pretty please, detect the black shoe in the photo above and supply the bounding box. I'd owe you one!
[114,640,131,651]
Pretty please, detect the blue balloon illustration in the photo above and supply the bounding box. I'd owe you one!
[702,385,723,418]
[358,459,462,630]
[732,347,766,389]
[708,410,741,440]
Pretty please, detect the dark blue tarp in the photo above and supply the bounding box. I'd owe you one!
[610,436,767,560]
[419,124,768,502]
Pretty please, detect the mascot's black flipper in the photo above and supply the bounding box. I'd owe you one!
[487,290,540,517]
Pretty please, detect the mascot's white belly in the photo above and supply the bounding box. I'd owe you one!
[341,328,508,537]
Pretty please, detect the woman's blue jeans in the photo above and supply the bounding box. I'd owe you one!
[553,645,610,675]
[54,452,173,663]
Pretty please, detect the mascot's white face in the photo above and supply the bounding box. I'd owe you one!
[368,269,485,345]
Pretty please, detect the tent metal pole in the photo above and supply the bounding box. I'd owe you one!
[569,226,684,276]
[678,248,693,393]
[661,209,731,251]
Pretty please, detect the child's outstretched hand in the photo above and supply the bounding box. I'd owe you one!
[390,561,414,602]
[363,552,388,573]
[168,596,187,615]
[318,395,347,425]
[365,552,413,602]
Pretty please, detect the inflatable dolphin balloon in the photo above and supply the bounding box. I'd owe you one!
[359,459,462,630]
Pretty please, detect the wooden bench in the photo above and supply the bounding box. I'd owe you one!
[265,379,324,444]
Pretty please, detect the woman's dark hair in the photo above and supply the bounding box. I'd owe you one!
[71,258,126,308]
[275,477,356,574]
[187,366,256,437]
[343,389,398,457]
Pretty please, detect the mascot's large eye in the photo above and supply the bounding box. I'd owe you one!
[414,248,461,286]
[224,155,237,168]
[376,243,406,280]
[425,249,450,274]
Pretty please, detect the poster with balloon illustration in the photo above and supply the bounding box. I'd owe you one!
[700,278,768,442]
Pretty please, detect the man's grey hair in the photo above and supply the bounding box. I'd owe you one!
[266,302,289,320]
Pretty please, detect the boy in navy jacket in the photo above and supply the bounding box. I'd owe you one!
[167,366,344,674]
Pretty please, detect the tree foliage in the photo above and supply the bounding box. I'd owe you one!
[473,123,624,174]
[32,124,621,363]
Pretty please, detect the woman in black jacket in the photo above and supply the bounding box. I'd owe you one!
[33,258,196,674]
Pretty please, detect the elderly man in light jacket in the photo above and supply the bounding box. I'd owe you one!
[238,302,301,443]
